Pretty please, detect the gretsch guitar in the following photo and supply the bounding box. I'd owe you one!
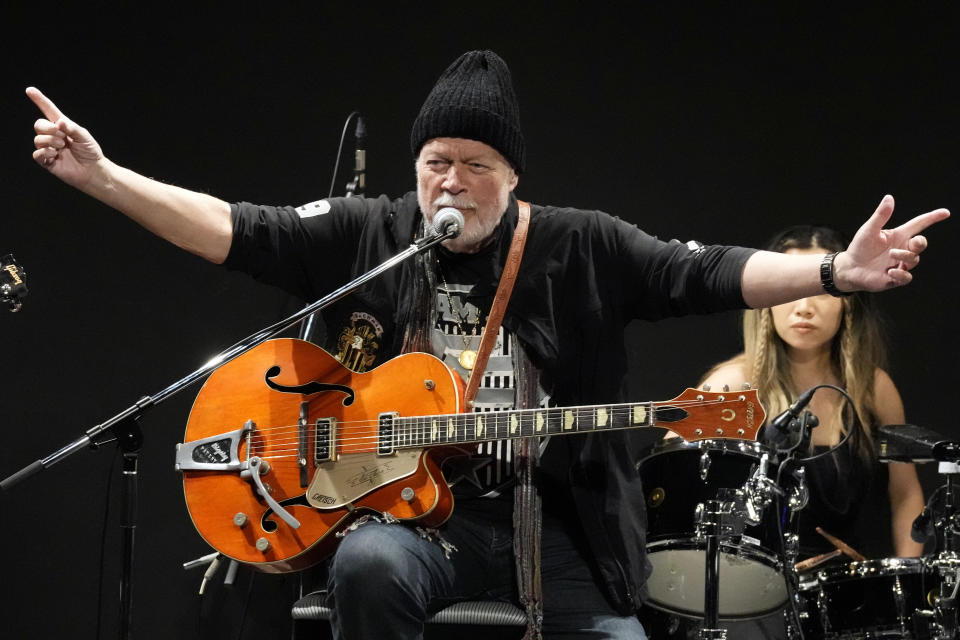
[177,338,764,573]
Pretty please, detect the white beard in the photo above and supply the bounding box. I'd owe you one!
[421,191,508,254]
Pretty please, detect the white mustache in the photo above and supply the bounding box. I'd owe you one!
[433,193,477,210]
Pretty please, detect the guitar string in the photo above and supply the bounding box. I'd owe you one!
[221,398,750,441]
[242,413,753,448]
[196,398,756,458]
[204,396,748,435]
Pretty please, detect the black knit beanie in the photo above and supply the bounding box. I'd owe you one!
[410,50,525,173]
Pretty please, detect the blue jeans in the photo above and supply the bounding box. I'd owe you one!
[326,504,648,639]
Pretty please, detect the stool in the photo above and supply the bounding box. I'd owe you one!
[291,590,527,638]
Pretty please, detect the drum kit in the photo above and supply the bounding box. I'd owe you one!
[637,416,960,639]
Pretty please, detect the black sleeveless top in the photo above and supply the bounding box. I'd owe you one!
[795,437,873,559]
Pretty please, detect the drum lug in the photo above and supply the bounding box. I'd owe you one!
[699,450,711,481]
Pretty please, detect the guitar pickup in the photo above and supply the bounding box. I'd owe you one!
[314,418,335,463]
[377,412,397,456]
[175,421,254,471]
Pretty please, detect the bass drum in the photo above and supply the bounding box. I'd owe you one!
[797,557,939,638]
[639,438,789,619]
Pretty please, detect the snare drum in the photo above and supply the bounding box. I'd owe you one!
[798,557,939,638]
[639,438,788,619]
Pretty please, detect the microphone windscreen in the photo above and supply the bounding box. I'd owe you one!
[433,207,465,238]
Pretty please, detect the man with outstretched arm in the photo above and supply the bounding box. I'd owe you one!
[27,50,948,640]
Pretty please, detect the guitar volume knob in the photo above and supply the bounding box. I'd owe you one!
[401,487,416,502]
[255,537,271,552]
[233,513,248,528]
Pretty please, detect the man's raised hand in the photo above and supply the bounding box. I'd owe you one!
[835,195,950,292]
[27,87,105,189]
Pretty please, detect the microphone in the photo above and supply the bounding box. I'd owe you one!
[911,507,935,544]
[762,386,818,448]
[432,207,465,238]
[345,114,365,197]
[354,115,365,194]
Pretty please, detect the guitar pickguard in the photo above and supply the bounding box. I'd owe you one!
[306,450,423,508]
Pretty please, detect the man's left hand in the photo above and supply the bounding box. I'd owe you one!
[834,195,950,292]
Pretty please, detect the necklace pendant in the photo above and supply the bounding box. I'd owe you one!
[459,349,478,370]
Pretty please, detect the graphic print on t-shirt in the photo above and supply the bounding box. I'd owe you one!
[434,280,549,497]
[334,310,384,373]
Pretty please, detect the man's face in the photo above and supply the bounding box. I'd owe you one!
[416,138,519,254]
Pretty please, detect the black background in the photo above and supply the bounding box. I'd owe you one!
[1,5,957,639]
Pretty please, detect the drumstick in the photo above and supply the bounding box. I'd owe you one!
[794,549,843,573]
[816,526,867,561]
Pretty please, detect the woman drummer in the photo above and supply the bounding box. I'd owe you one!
[700,224,924,561]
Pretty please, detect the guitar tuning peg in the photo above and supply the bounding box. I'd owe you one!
[722,384,730,392]
[741,382,752,390]
[702,384,711,392]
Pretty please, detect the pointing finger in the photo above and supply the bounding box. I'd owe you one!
[25,86,65,123]
[895,208,951,238]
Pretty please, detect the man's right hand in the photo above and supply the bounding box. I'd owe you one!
[28,87,105,190]
[25,86,233,263]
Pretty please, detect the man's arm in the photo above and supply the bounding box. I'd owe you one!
[741,195,949,308]
[28,87,233,264]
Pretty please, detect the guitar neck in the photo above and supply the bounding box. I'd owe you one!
[383,396,749,452]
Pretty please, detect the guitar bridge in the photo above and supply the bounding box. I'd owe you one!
[175,420,255,471]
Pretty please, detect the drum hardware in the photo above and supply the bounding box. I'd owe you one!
[699,450,712,481]
[695,498,733,639]
[929,555,960,640]
[796,557,949,639]
[785,466,809,511]
[693,453,789,639]
[877,423,952,464]
[641,439,795,619]
[914,459,960,639]
[742,452,784,524]
[791,449,960,640]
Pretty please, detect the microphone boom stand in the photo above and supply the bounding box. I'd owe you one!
[0,224,457,639]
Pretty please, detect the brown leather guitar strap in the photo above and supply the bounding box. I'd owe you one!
[463,200,530,407]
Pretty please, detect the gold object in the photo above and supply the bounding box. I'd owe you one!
[458,349,478,370]
[439,262,483,371]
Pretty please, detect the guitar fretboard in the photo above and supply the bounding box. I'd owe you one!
[382,402,681,452]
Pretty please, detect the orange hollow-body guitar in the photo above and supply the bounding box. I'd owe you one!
[178,338,763,573]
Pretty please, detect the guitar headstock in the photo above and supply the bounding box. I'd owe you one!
[655,388,764,442]
[1,254,27,313]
